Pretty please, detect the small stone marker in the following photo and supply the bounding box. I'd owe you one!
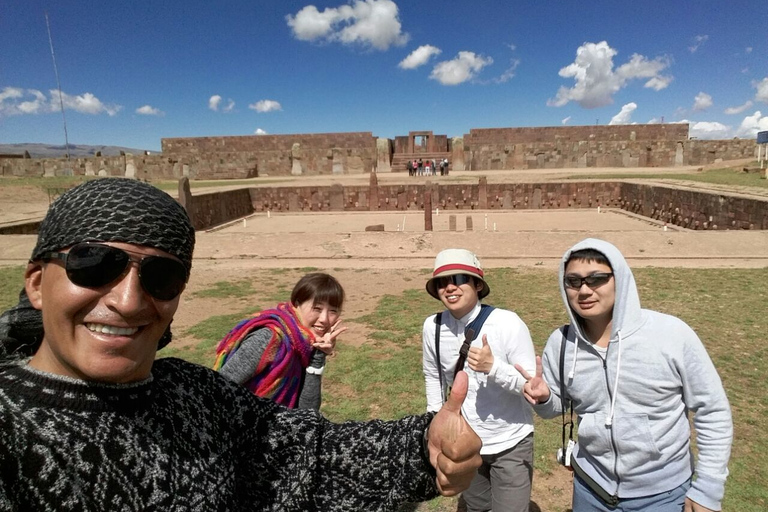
[449,215,457,231]
[466,216,473,231]
[365,224,385,231]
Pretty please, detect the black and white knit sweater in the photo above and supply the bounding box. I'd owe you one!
[0,357,437,511]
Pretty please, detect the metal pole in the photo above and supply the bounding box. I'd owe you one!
[45,12,70,161]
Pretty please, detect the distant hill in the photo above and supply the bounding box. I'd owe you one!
[0,143,156,158]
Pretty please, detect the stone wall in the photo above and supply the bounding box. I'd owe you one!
[162,132,377,178]
[465,138,756,170]
[246,180,768,230]
[0,154,178,179]
[183,188,254,230]
[466,124,689,144]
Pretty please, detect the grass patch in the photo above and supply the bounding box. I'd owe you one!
[568,165,768,189]
[192,279,255,299]
[0,266,25,312]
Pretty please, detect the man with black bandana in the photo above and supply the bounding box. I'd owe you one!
[0,178,482,511]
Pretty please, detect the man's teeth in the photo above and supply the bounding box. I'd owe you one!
[86,323,139,336]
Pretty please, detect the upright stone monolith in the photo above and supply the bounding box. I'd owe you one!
[178,177,192,213]
[291,143,303,176]
[466,216,473,231]
[478,177,488,209]
[424,189,433,231]
[449,215,457,231]
[369,171,379,210]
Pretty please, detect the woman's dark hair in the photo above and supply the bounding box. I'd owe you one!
[566,249,612,270]
[290,273,345,310]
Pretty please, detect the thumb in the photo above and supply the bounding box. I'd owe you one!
[482,334,489,347]
[444,370,468,414]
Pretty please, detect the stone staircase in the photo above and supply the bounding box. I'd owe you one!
[390,152,451,173]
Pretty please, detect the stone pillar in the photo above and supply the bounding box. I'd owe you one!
[502,190,513,209]
[466,216,473,231]
[178,177,192,213]
[332,148,344,175]
[291,142,303,176]
[330,183,344,211]
[449,215,457,231]
[369,171,379,210]
[85,161,95,176]
[675,142,684,166]
[532,188,542,209]
[376,138,391,173]
[124,153,136,178]
[451,137,465,172]
[424,189,433,231]
[478,177,488,209]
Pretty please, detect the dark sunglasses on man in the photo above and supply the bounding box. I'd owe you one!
[40,242,188,301]
[563,272,613,290]
[436,274,474,289]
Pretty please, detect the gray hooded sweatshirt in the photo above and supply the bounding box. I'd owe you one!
[534,238,732,510]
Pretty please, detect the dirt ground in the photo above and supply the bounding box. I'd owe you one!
[0,162,765,512]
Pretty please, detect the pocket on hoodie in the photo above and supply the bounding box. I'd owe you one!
[576,413,613,459]
[613,413,662,467]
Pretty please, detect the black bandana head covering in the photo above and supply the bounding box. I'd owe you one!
[1,178,195,357]
[31,177,195,273]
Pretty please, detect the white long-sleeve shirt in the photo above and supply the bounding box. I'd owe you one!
[422,302,536,454]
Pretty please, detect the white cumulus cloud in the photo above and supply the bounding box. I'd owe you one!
[0,87,121,117]
[254,128,268,135]
[609,102,637,125]
[693,92,713,111]
[724,101,753,115]
[430,51,493,86]
[561,116,571,125]
[688,35,708,53]
[755,77,768,103]
[399,45,441,69]
[547,41,672,108]
[736,111,768,138]
[286,0,408,51]
[209,95,222,111]
[249,100,282,113]
[690,121,730,139]
[136,105,164,116]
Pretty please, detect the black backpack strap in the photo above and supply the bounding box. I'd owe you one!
[434,312,447,404]
[559,325,574,451]
[453,304,496,380]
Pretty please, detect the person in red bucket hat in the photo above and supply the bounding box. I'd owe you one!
[423,248,537,512]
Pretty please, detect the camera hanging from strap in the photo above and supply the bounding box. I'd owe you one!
[559,324,619,507]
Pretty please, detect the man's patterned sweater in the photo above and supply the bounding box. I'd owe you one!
[0,357,437,511]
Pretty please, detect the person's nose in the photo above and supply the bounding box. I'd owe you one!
[104,264,150,315]
[318,307,331,326]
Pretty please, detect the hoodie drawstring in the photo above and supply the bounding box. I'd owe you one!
[568,333,579,381]
[605,330,623,427]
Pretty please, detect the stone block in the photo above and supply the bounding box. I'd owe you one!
[365,224,385,231]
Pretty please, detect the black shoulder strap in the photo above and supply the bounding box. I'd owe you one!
[464,304,495,345]
[434,312,446,403]
[559,324,574,449]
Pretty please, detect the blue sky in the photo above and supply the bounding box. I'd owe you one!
[2,0,766,151]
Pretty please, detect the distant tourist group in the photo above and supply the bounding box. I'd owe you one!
[408,157,449,176]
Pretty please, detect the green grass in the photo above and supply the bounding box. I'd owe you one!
[569,165,768,189]
[191,279,256,299]
[0,266,25,312]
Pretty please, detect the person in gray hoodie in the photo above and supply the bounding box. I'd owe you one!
[516,238,732,511]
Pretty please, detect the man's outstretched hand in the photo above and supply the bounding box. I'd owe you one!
[515,356,551,405]
[427,371,483,496]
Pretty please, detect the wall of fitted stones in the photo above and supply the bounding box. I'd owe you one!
[162,132,377,178]
[466,124,690,144]
[245,181,767,230]
[184,188,254,230]
[619,182,768,230]
[0,154,178,179]
[465,139,757,170]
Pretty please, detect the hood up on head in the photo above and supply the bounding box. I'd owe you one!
[558,238,645,427]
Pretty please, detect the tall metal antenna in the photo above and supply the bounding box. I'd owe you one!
[45,11,70,160]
